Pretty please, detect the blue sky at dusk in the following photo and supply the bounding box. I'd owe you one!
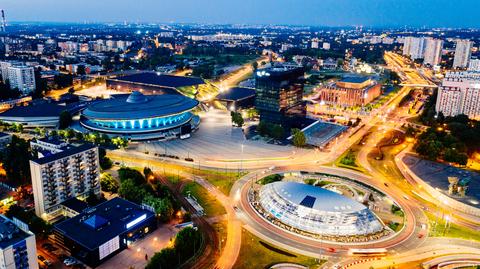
[3,0,480,27]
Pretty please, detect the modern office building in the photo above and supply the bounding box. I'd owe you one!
[316,77,382,107]
[402,36,426,60]
[436,71,480,120]
[468,59,480,71]
[53,198,157,268]
[29,140,101,220]
[255,64,305,126]
[0,215,38,269]
[259,182,384,236]
[106,72,205,98]
[423,37,443,66]
[453,39,473,69]
[80,91,200,141]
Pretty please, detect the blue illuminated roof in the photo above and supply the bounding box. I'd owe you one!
[299,195,316,208]
[82,91,199,120]
[83,215,109,230]
[110,73,205,88]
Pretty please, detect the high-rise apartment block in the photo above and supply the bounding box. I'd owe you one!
[436,71,480,120]
[453,39,473,69]
[0,215,38,269]
[423,37,443,66]
[403,36,426,60]
[29,138,100,220]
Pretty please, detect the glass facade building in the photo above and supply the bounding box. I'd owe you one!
[255,65,305,126]
[259,182,384,236]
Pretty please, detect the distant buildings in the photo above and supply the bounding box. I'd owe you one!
[436,72,480,120]
[53,197,157,268]
[402,36,426,60]
[317,77,382,107]
[255,64,305,126]
[0,61,36,93]
[322,42,330,50]
[0,215,38,269]
[423,37,443,66]
[453,39,473,69]
[29,138,100,220]
[468,59,480,72]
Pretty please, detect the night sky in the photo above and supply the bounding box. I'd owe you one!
[3,0,480,27]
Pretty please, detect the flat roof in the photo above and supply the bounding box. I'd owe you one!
[82,92,199,120]
[265,181,366,213]
[0,103,66,118]
[60,198,89,213]
[0,132,10,138]
[31,143,96,165]
[215,87,256,101]
[0,215,32,249]
[110,72,205,88]
[54,197,155,250]
[339,77,370,84]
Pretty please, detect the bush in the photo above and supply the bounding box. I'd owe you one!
[259,174,284,185]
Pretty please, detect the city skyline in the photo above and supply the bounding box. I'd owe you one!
[2,0,480,27]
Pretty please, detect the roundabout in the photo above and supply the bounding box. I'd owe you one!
[231,166,426,258]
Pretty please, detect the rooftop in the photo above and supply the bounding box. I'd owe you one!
[0,215,32,249]
[338,77,370,84]
[215,87,256,101]
[54,197,155,250]
[0,103,66,118]
[31,143,97,165]
[110,72,205,88]
[60,198,89,214]
[82,91,199,120]
[265,181,367,213]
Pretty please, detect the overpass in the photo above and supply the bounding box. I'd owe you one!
[400,83,438,88]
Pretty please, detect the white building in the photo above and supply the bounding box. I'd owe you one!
[311,38,319,49]
[453,39,473,69]
[0,61,19,83]
[0,215,38,269]
[423,37,443,66]
[468,59,480,72]
[7,65,36,93]
[322,42,330,50]
[30,141,101,220]
[403,36,426,60]
[436,71,480,120]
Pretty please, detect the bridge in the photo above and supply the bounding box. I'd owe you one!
[400,83,438,88]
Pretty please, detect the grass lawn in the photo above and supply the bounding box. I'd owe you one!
[182,182,226,217]
[192,168,246,195]
[334,147,368,174]
[234,228,324,269]
[426,211,480,241]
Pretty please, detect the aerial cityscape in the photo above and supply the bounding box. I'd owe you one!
[0,1,480,269]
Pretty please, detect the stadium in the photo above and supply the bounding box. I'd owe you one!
[258,181,384,237]
[80,91,199,141]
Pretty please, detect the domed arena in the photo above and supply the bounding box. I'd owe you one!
[80,91,199,141]
[258,181,384,237]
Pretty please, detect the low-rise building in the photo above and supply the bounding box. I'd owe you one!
[53,198,157,268]
[316,77,382,107]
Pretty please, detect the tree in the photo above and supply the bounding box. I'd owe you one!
[98,148,113,170]
[291,128,306,147]
[271,124,285,140]
[59,111,72,129]
[146,248,178,269]
[230,111,244,127]
[0,135,31,185]
[119,178,149,204]
[100,173,119,193]
[118,167,146,185]
[76,65,86,75]
[143,195,174,222]
[144,167,153,180]
[252,61,259,71]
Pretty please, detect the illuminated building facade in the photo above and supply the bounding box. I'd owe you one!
[255,64,305,126]
[80,91,199,141]
[53,198,156,268]
[259,182,384,236]
[316,77,382,107]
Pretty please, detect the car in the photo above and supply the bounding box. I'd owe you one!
[44,260,52,266]
[38,255,45,262]
[384,182,389,187]
[64,259,77,266]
